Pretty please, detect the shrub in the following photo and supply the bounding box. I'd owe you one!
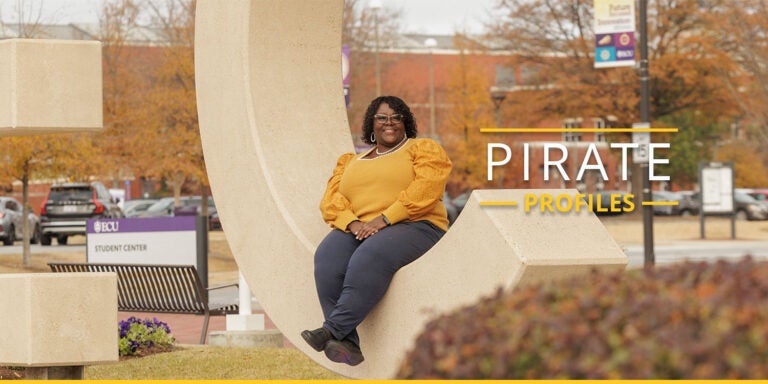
[397,258,768,379]
[119,317,176,357]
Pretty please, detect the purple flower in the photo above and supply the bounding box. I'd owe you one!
[117,316,175,356]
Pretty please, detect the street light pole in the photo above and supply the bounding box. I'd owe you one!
[424,38,438,140]
[491,91,506,128]
[639,0,654,267]
[370,0,382,97]
[491,90,507,187]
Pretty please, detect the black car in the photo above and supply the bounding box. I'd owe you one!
[39,182,123,245]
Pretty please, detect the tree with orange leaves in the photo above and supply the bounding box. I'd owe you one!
[140,0,211,213]
[0,133,101,266]
[97,0,155,190]
[706,1,768,162]
[488,0,739,190]
[715,143,768,188]
[441,41,497,192]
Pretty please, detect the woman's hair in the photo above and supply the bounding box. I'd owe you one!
[361,96,418,145]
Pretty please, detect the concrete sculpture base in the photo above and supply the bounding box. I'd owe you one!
[208,330,283,348]
[195,0,628,378]
[0,274,118,368]
[0,39,102,134]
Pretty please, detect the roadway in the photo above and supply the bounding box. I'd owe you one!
[623,240,768,268]
[0,244,85,255]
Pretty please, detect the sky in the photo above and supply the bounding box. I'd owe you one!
[0,0,501,35]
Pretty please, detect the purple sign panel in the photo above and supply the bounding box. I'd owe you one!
[87,216,197,234]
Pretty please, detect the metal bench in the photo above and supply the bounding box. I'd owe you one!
[48,262,238,344]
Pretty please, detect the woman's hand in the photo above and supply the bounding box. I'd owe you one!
[353,216,388,240]
[347,220,364,237]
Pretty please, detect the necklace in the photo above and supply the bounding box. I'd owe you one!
[375,136,408,156]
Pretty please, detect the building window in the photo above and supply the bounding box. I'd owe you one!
[593,118,608,143]
[562,118,582,142]
[495,65,516,88]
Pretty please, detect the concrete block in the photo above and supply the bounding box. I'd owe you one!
[25,366,84,380]
[208,330,283,348]
[226,313,265,331]
[0,39,103,134]
[0,273,118,366]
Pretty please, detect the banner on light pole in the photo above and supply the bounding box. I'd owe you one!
[594,0,636,68]
[342,44,350,108]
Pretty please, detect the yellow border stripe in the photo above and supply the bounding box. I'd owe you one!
[479,201,518,206]
[480,127,678,133]
[642,201,680,206]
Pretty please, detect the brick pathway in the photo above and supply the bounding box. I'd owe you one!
[118,309,296,348]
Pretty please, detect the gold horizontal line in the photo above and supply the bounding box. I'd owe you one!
[642,201,680,206]
[480,128,679,133]
[479,201,519,206]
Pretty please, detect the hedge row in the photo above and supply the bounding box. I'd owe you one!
[397,258,768,379]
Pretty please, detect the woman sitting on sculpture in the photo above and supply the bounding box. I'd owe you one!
[301,95,452,366]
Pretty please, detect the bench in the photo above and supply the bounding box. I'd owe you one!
[48,262,239,344]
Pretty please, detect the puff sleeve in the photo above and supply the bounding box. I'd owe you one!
[319,153,359,231]
[382,139,452,224]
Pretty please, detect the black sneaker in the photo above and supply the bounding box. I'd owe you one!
[301,327,333,352]
[324,339,365,366]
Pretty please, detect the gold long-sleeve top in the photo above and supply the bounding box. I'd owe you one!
[319,138,452,232]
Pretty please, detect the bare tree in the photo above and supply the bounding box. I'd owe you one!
[342,0,404,133]
[0,0,63,37]
[342,0,402,50]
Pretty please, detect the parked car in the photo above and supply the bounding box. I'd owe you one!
[746,189,768,203]
[28,208,42,244]
[122,198,159,218]
[444,191,469,226]
[652,191,700,216]
[210,212,222,230]
[0,197,41,245]
[734,192,768,220]
[39,182,124,246]
[109,188,126,209]
[138,196,217,227]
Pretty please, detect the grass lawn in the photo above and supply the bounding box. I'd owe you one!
[85,346,344,380]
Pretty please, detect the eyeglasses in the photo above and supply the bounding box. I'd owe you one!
[373,114,404,124]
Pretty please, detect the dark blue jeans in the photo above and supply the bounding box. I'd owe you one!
[313,221,444,347]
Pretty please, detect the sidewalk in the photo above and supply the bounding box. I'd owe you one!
[622,239,768,268]
[118,309,296,348]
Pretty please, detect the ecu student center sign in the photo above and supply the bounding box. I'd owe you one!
[86,216,209,286]
[594,0,636,68]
